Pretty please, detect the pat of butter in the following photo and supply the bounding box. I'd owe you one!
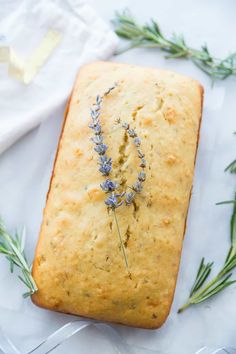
[0,30,62,84]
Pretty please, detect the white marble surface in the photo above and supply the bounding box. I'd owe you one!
[0,0,236,353]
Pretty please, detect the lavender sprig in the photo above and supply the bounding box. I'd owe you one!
[89,84,130,272]
[99,156,112,176]
[120,120,146,202]
[89,84,146,274]
[100,179,118,192]
[105,192,125,209]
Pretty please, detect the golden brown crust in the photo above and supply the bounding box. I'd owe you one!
[32,94,72,308]
[32,61,203,329]
[163,85,204,325]
[31,69,80,287]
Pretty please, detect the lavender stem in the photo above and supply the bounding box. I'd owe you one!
[113,209,130,276]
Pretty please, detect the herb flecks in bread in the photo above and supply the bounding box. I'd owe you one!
[89,84,146,275]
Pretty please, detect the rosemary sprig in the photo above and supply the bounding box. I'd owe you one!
[178,194,236,313]
[0,220,38,298]
[112,10,236,81]
[178,152,236,313]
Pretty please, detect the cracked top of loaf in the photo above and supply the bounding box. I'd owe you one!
[32,61,203,329]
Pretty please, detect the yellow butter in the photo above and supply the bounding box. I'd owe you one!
[0,30,62,84]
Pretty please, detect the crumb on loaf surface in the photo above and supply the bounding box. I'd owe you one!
[32,61,203,329]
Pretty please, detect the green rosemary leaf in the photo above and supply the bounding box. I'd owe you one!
[193,280,236,304]
[196,258,205,278]
[223,255,236,274]
[23,291,33,299]
[225,159,236,173]
[10,260,14,273]
[0,220,38,298]
[225,245,234,264]
[18,274,31,288]
[6,255,14,273]
[0,246,10,255]
[193,272,236,301]
[230,194,236,244]
[112,10,236,81]
[216,200,236,205]
[19,227,26,253]
[189,258,213,296]
[165,51,187,59]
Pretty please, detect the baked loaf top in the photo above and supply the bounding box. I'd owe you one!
[32,61,203,329]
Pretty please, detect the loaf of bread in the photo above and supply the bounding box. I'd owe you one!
[32,61,203,329]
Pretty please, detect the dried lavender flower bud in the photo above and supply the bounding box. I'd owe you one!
[94,105,100,112]
[94,143,107,155]
[140,158,146,168]
[104,83,118,96]
[125,192,135,205]
[99,164,112,176]
[115,118,121,125]
[99,155,112,176]
[89,122,102,134]
[96,95,102,105]
[90,109,100,120]
[100,179,118,192]
[128,129,137,138]
[92,135,103,145]
[134,137,141,147]
[94,124,102,135]
[138,171,146,182]
[100,155,111,164]
[89,122,95,129]
[132,181,143,193]
[105,192,124,209]
[122,122,129,130]
[137,149,145,159]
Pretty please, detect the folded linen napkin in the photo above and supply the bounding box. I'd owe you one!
[0,0,118,154]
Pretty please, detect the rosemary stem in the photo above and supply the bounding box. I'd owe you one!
[113,209,130,276]
[177,301,191,313]
[178,268,231,313]
[29,274,38,293]
[179,277,218,313]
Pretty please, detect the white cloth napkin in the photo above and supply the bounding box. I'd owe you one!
[0,0,118,154]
